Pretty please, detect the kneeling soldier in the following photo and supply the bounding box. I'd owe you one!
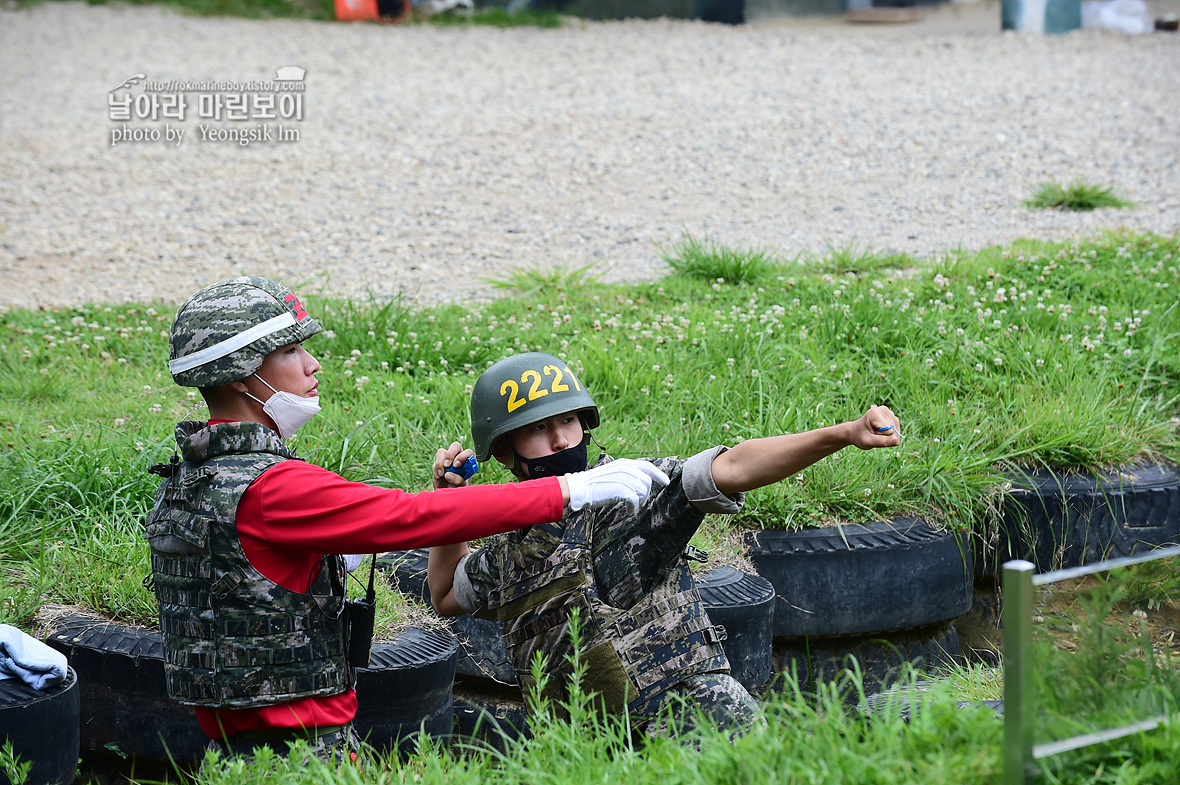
[428,351,902,735]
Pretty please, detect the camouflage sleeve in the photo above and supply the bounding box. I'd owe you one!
[681,445,745,514]
[453,539,502,618]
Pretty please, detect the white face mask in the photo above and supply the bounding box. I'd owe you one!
[246,375,321,440]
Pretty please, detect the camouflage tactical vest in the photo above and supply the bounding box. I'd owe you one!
[143,420,351,708]
[488,484,729,719]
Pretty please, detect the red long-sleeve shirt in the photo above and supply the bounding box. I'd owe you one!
[194,437,563,739]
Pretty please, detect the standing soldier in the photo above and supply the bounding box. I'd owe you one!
[427,351,902,734]
[144,280,667,762]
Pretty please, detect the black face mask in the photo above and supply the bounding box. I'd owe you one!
[519,432,590,478]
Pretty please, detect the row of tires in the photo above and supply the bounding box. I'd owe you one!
[4,461,1176,780]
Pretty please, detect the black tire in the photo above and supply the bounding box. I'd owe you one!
[745,518,973,638]
[694,566,775,693]
[981,462,1180,575]
[0,666,79,785]
[45,614,459,763]
[451,678,530,750]
[378,550,517,685]
[770,621,962,698]
[353,627,459,755]
[377,549,431,604]
[43,615,206,763]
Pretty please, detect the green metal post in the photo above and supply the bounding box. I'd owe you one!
[1003,560,1036,785]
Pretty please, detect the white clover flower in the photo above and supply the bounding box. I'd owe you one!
[975,363,984,372]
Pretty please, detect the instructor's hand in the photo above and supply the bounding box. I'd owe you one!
[563,459,671,514]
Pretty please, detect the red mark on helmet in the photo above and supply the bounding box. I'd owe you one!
[284,293,308,321]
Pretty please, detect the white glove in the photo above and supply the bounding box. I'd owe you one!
[344,554,366,573]
[564,459,671,514]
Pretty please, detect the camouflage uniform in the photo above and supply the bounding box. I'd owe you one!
[143,276,357,761]
[144,419,352,707]
[454,449,763,734]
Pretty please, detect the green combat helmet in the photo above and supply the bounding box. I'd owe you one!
[168,276,321,388]
[471,352,599,462]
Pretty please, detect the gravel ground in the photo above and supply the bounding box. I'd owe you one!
[0,2,1177,311]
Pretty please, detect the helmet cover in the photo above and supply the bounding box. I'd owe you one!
[168,276,321,387]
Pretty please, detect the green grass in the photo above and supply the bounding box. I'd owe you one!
[0,742,32,785]
[2,233,1179,782]
[1033,559,1180,751]
[419,5,564,27]
[1,232,1178,628]
[1025,181,1133,212]
[660,232,781,285]
[802,239,910,276]
[486,262,603,297]
[185,656,1180,785]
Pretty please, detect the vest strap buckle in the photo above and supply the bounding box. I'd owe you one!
[702,625,727,645]
[682,545,709,564]
[210,567,245,599]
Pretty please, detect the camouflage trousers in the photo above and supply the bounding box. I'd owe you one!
[642,673,765,738]
[202,723,364,770]
[585,467,761,735]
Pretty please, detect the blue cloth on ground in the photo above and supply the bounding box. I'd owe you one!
[0,623,68,690]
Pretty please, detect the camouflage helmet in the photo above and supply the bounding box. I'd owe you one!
[471,352,599,462]
[168,276,321,387]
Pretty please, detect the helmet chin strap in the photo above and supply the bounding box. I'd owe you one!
[504,445,527,479]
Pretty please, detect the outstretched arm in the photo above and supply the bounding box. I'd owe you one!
[710,405,900,497]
